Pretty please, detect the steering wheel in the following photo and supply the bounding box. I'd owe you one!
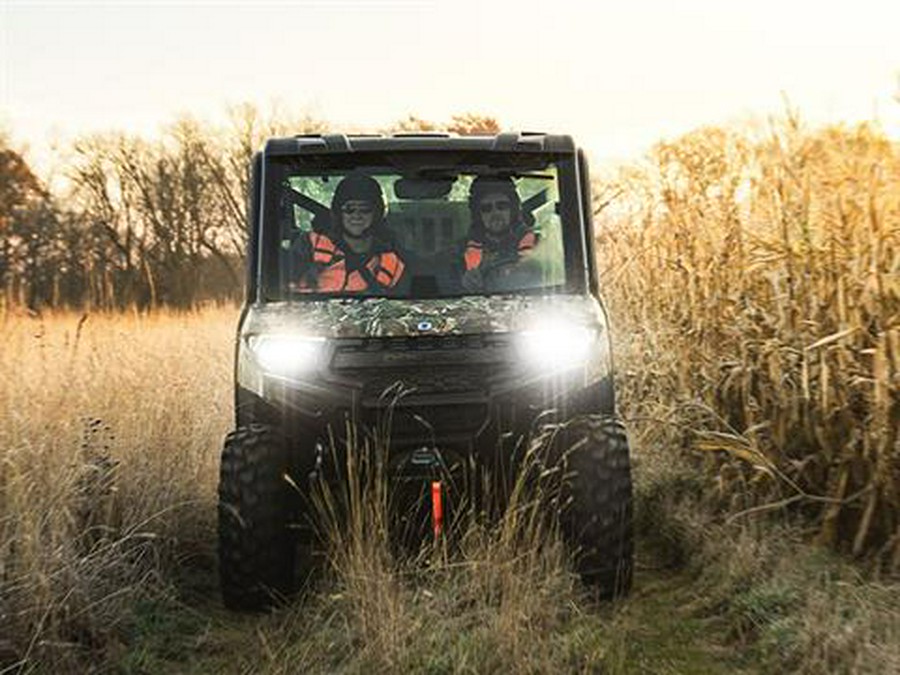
[481,253,520,276]
[461,254,520,292]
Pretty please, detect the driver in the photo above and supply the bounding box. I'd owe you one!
[294,172,407,293]
[458,176,539,292]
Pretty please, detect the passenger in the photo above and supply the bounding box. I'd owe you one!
[293,172,407,294]
[459,176,539,292]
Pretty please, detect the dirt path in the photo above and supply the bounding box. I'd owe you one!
[601,566,756,675]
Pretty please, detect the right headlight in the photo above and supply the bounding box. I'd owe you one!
[516,320,598,372]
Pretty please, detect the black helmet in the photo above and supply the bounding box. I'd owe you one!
[331,172,388,228]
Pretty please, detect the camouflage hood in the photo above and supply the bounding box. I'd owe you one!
[242,294,606,339]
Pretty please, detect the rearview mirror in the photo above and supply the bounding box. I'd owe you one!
[394,176,455,200]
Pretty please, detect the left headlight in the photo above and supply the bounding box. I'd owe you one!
[247,334,327,377]
[517,321,597,371]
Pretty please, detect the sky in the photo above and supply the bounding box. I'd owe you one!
[1,0,899,171]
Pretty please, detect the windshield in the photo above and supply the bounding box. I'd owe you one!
[260,151,585,301]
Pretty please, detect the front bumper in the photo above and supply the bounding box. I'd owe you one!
[237,334,614,447]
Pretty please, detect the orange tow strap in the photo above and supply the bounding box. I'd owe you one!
[431,480,443,539]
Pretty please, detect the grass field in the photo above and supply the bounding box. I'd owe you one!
[2,118,900,673]
[2,306,897,673]
[0,308,615,673]
[0,309,231,669]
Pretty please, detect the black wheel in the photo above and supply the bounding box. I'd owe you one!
[218,424,301,611]
[558,414,634,599]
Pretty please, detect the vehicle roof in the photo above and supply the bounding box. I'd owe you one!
[263,132,577,156]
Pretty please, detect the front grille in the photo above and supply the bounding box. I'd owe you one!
[329,333,516,402]
[325,333,516,441]
[331,334,514,371]
[367,403,489,440]
[361,367,488,399]
[340,335,492,353]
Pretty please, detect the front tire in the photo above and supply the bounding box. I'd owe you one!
[558,414,634,599]
[218,424,299,611]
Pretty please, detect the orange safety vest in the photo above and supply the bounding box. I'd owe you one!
[301,232,405,292]
[463,229,538,271]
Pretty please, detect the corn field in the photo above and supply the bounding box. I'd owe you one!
[597,116,900,568]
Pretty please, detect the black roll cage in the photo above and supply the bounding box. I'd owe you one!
[246,133,596,304]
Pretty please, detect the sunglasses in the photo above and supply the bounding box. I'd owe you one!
[479,200,512,214]
[341,203,374,216]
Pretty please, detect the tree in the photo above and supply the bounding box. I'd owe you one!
[447,113,501,136]
[0,139,55,307]
[388,113,501,136]
[390,114,441,133]
[0,143,46,210]
[66,106,330,308]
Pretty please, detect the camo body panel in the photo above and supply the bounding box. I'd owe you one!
[241,294,606,339]
[236,294,614,410]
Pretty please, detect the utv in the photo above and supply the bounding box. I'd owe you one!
[219,132,633,611]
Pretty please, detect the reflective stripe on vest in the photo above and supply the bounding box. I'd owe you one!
[367,252,405,287]
[315,252,404,292]
[309,232,338,264]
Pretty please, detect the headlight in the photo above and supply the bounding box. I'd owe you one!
[517,321,597,371]
[247,334,327,377]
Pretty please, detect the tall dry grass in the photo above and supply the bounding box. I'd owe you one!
[276,424,587,674]
[4,115,900,672]
[597,117,900,567]
[0,308,607,673]
[0,308,235,669]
